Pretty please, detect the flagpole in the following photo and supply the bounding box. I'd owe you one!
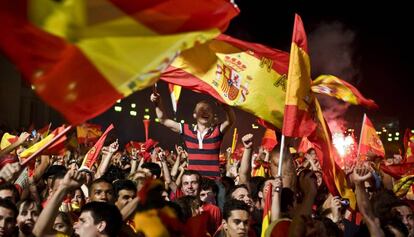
[356,113,366,160]
[21,125,72,166]
[277,134,286,176]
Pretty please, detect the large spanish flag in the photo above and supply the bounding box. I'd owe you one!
[161,34,289,128]
[312,75,378,109]
[308,100,356,209]
[0,0,239,124]
[359,114,385,159]
[282,14,317,137]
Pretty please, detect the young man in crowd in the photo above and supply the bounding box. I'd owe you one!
[151,92,235,179]
[220,199,250,237]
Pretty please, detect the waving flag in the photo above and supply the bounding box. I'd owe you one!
[358,114,385,159]
[1,133,18,150]
[261,183,273,237]
[308,100,356,209]
[80,124,114,170]
[76,123,102,144]
[161,34,289,128]
[0,1,239,124]
[261,128,278,151]
[312,75,378,109]
[282,14,317,137]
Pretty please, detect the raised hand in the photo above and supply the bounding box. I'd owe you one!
[60,169,86,191]
[241,133,253,149]
[298,170,318,197]
[17,132,30,143]
[150,92,161,104]
[0,162,21,182]
[108,139,119,153]
[351,165,372,184]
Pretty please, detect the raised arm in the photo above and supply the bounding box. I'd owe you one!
[239,134,253,187]
[150,92,181,133]
[95,140,119,179]
[219,103,236,133]
[352,165,385,237]
[33,169,85,237]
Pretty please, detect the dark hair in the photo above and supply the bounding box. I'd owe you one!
[141,162,161,179]
[51,171,67,190]
[249,176,266,203]
[0,198,18,218]
[382,217,409,237]
[0,183,20,203]
[81,202,122,237]
[200,177,219,195]
[280,188,296,213]
[182,170,201,183]
[226,184,249,201]
[17,199,42,214]
[88,178,113,195]
[102,165,125,183]
[174,196,201,222]
[223,199,250,220]
[220,176,235,192]
[113,179,137,200]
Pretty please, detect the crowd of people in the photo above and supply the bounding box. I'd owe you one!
[0,92,412,237]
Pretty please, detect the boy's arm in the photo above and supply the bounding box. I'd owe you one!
[151,92,181,133]
[220,103,235,133]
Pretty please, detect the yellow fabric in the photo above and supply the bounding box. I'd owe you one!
[393,175,414,197]
[1,133,17,150]
[261,213,270,237]
[285,42,313,110]
[131,207,178,237]
[28,0,220,99]
[252,165,266,177]
[312,75,359,105]
[19,134,54,159]
[170,40,287,128]
[172,85,182,101]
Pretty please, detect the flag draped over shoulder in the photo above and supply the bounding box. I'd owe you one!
[168,84,182,113]
[308,100,356,209]
[80,124,114,170]
[161,34,290,128]
[359,115,385,159]
[312,75,378,109]
[282,14,317,137]
[0,0,239,124]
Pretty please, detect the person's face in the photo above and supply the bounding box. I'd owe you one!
[200,188,216,204]
[0,190,16,204]
[194,102,213,125]
[53,214,72,235]
[90,182,114,203]
[0,206,16,237]
[223,210,249,237]
[74,211,102,237]
[393,205,414,237]
[17,202,40,234]
[115,189,135,210]
[232,188,254,212]
[181,174,199,196]
[71,189,85,208]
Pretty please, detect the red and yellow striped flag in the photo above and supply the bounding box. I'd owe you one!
[282,14,317,137]
[0,1,239,124]
[359,114,385,159]
[168,84,182,113]
[161,34,289,128]
[308,100,356,209]
[80,124,114,170]
[312,75,378,109]
[261,129,277,151]
[261,183,273,237]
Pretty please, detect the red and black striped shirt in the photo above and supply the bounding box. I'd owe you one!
[181,124,222,179]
